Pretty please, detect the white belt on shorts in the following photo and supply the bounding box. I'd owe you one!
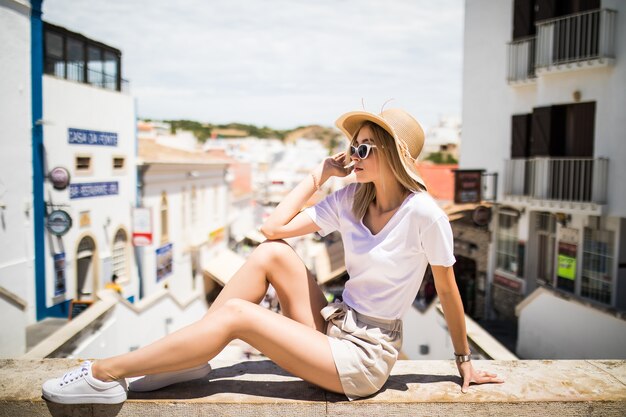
[321,302,402,333]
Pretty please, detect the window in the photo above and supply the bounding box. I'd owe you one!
[45,30,64,78]
[87,45,103,88]
[112,229,128,282]
[581,223,614,305]
[190,186,197,226]
[181,187,187,232]
[112,157,125,170]
[160,192,169,243]
[75,155,92,174]
[103,51,119,90]
[66,36,85,83]
[536,212,556,286]
[43,22,123,92]
[496,212,520,275]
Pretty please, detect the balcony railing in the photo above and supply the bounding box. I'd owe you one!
[536,9,617,69]
[507,9,617,82]
[504,157,609,204]
[507,36,536,83]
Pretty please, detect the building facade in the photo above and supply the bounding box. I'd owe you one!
[137,138,231,300]
[462,0,626,357]
[0,0,137,356]
[0,0,35,356]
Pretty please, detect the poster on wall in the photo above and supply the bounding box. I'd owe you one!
[133,207,153,246]
[53,253,66,296]
[453,170,484,204]
[557,241,577,293]
[156,243,173,282]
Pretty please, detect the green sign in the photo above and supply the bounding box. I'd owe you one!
[558,254,576,280]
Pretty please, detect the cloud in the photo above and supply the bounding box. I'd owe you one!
[43,0,464,129]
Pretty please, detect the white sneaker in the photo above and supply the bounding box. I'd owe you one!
[128,363,212,392]
[42,361,127,404]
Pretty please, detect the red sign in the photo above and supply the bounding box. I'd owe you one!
[494,274,523,293]
[133,208,153,246]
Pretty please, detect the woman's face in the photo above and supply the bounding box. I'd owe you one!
[351,125,388,183]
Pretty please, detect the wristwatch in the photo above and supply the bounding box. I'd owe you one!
[454,351,472,364]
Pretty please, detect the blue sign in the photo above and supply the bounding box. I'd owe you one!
[156,243,173,282]
[53,253,66,296]
[68,128,118,146]
[69,182,119,199]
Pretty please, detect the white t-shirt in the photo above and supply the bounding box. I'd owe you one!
[304,183,455,320]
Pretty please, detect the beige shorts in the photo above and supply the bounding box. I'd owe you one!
[322,302,403,400]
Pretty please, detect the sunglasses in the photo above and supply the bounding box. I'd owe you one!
[350,143,377,159]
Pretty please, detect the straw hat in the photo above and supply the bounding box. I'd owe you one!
[335,108,427,190]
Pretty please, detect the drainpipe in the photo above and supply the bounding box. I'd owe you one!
[31,0,46,321]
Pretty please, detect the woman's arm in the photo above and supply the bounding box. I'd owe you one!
[431,265,504,392]
[260,152,353,240]
[431,265,470,355]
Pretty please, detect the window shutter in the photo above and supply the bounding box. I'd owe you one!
[566,102,595,157]
[513,0,535,39]
[511,114,531,158]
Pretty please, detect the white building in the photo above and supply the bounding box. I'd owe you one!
[462,0,626,358]
[137,138,231,300]
[421,116,462,160]
[0,0,137,357]
[0,0,35,357]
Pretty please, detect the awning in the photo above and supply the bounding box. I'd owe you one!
[443,202,493,222]
[203,249,246,287]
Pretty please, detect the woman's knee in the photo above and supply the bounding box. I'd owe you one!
[252,239,295,267]
[216,298,261,337]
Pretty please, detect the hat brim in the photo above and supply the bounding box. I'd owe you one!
[336,111,427,190]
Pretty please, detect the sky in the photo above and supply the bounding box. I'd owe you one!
[43,0,465,130]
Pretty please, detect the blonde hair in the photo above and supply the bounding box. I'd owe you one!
[346,121,425,220]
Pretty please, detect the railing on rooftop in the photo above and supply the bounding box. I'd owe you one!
[504,157,609,204]
[48,62,130,92]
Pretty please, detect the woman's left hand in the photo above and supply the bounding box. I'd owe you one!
[457,361,504,393]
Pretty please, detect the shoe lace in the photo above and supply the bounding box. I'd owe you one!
[60,362,90,386]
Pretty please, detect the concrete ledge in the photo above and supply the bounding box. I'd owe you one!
[1,359,625,416]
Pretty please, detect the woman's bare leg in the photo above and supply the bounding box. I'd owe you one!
[209,239,328,331]
[93,298,343,394]
[91,240,340,390]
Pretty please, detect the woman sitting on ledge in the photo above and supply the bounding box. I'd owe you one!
[42,107,504,404]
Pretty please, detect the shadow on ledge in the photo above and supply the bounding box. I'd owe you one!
[125,360,459,402]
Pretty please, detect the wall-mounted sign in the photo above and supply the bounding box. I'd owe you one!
[49,167,71,190]
[209,227,225,245]
[46,210,72,236]
[68,128,117,147]
[53,252,66,296]
[494,273,523,293]
[79,211,91,228]
[557,241,577,293]
[69,182,119,199]
[454,170,484,204]
[156,243,173,282]
[132,207,153,246]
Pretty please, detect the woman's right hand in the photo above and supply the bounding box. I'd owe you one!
[319,151,354,180]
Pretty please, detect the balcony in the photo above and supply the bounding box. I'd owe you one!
[503,157,609,211]
[507,9,617,83]
[507,36,536,84]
